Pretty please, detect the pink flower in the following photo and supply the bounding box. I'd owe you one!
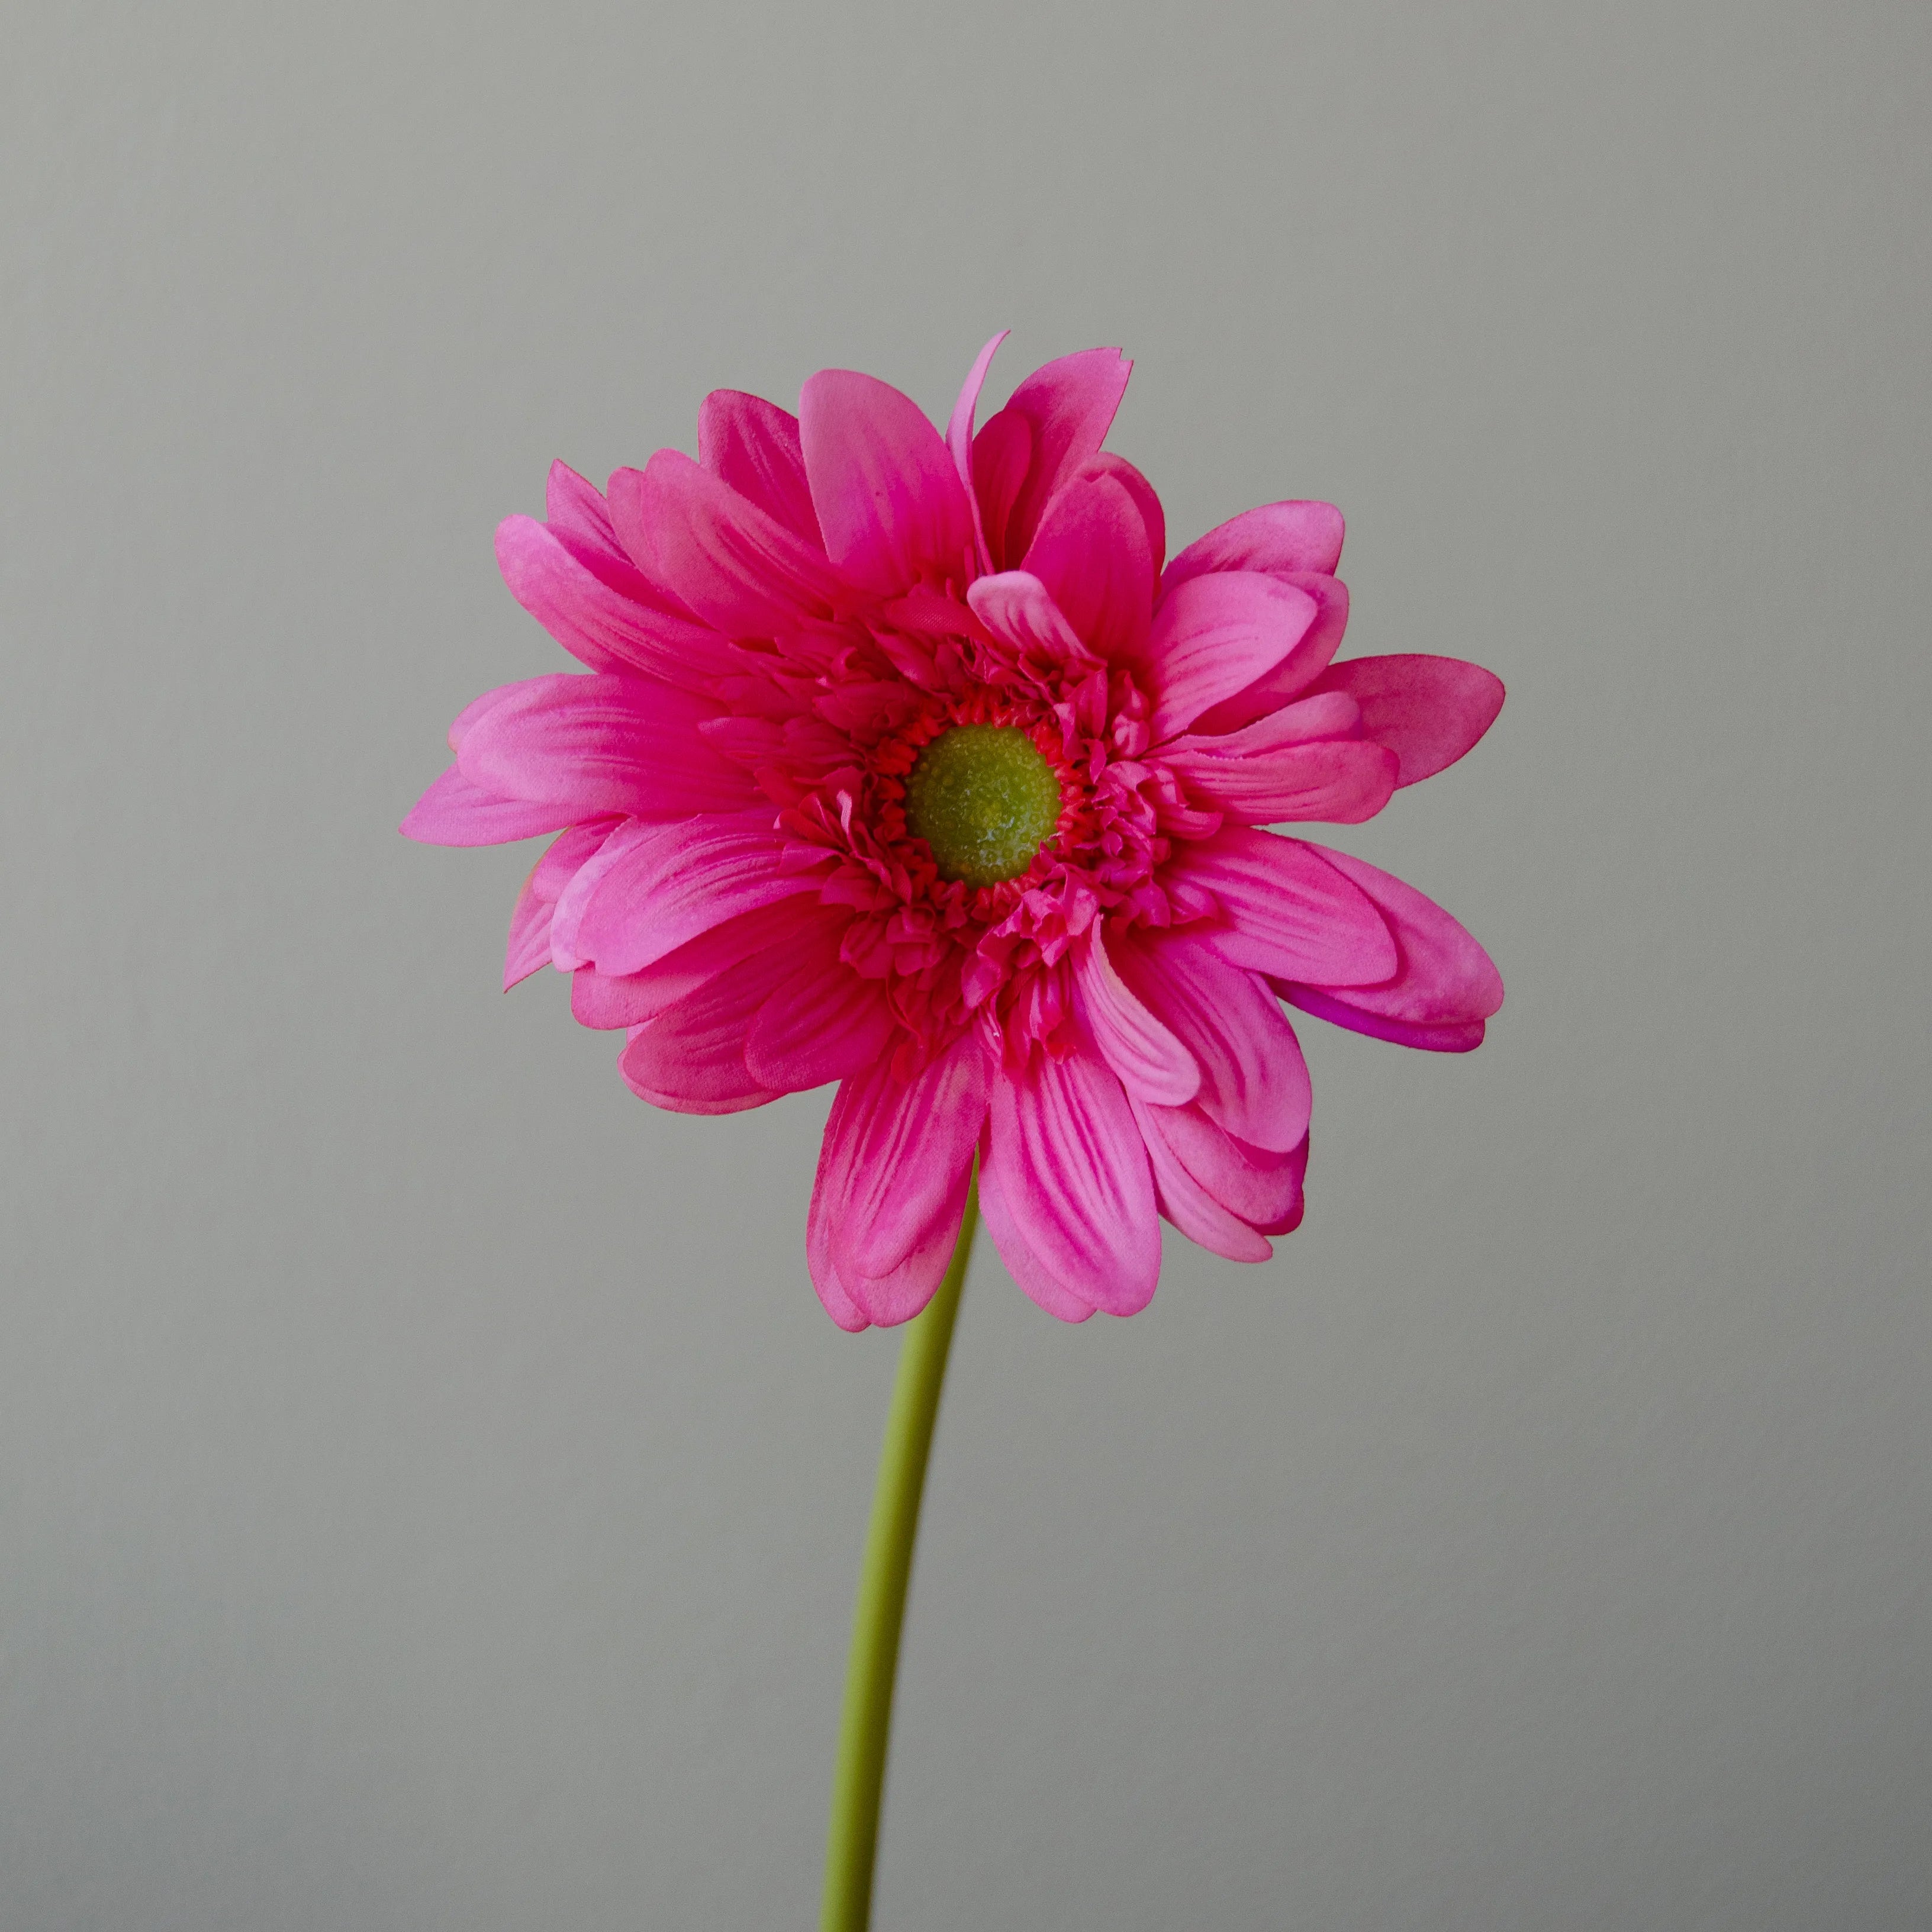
[404,337,1504,1328]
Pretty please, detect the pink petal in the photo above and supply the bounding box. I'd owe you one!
[1187,574,1351,732]
[965,571,1099,666]
[948,331,1009,571]
[974,1147,1096,1324]
[1173,826,1398,987]
[808,1031,988,1327]
[1072,924,1200,1106]
[1163,730,1399,825]
[1021,469,1155,662]
[608,451,846,637]
[448,682,524,753]
[983,1051,1161,1318]
[697,390,823,547]
[615,945,796,1115]
[1278,986,1487,1053]
[400,765,577,846]
[1280,844,1503,1026]
[1139,1103,1308,1231]
[975,347,1132,569]
[545,461,636,568]
[550,812,820,977]
[494,513,739,689]
[1305,655,1506,786]
[505,819,621,989]
[568,897,835,1029]
[1128,1094,1272,1263]
[456,674,758,820]
[1145,572,1319,742]
[745,926,898,1091]
[798,369,977,597]
[1082,452,1165,581]
[1112,930,1310,1152]
[1163,500,1346,592]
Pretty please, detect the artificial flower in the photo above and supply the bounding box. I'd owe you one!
[404,335,1503,1327]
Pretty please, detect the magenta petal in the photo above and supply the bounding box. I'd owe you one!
[974,1145,1097,1324]
[1141,1103,1308,1230]
[1128,1094,1272,1263]
[448,682,523,752]
[1306,655,1506,786]
[569,897,832,1030]
[505,820,620,989]
[1022,470,1155,662]
[1280,986,1487,1053]
[948,331,1009,570]
[1164,732,1398,825]
[456,674,758,820]
[1112,930,1310,1152]
[1175,826,1398,987]
[400,765,577,846]
[984,1052,1161,1318]
[543,461,634,565]
[608,451,846,637]
[745,932,897,1091]
[808,1031,988,1326]
[697,390,823,547]
[1163,500,1346,592]
[494,513,738,689]
[965,571,1098,666]
[1073,925,1200,1106]
[1145,572,1319,742]
[1186,574,1351,732]
[552,812,819,977]
[1082,452,1165,582]
[976,347,1132,569]
[616,945,797,1115]
[798,369,977,597]
[1285,844,1503,1025]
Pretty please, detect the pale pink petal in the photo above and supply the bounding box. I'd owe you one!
[545,461,635,568]
[1305,655,1506,786]
[1163,720,1398,825]
[1073,924,1200,1106]
[1173,826,1398,986]
[983,1052,1160,1318]
[608,452,846,637]
[505,819,622,989]
[948,330,1009,571]
[616,947,795,1115]
[568,898,836,1029]
[1128,1094,1272,1263]
[1163,500,1345,592]
[808,1031,988,1326]
[1021,469,1154,662]
[448,683,523,752]
[975,347,1131,569]
[494,513,740,689]
[1278,986,1487,1053]
[1112,929,1310,1152]
[974,1144,1096,1324]
[456,673,758,820]
[1187,574,1351,732]
[1140,1103,1308,1231]
[745,925,897,1091]
[400,765,577,846]
[697,391,823,546]
[965,571,1099,666]
[1145,572,1319,742]
[550,812,819,977]
[798,369,977,596]
[1281,845,1503,1025]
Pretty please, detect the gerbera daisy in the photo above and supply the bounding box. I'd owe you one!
[404,334,1503,1326]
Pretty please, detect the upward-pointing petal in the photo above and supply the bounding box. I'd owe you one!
[798,369,977,597]
[697,391,823,548]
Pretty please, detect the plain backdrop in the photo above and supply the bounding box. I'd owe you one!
[4,1,1928,1927]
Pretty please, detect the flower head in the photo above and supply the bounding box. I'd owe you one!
[404,337,1504,1328]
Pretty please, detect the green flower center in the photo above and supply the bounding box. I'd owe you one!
[903,724,1064,888]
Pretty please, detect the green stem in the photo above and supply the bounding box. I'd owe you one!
[820,1171,980,1932]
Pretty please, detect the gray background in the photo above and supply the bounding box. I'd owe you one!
[4,0,1928,1925]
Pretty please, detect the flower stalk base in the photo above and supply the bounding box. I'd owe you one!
[820,1174,979,1932]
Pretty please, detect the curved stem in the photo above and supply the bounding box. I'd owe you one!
[820,1172,979,1932]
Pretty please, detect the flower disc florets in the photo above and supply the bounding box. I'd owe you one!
[404,333,1508,1331]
